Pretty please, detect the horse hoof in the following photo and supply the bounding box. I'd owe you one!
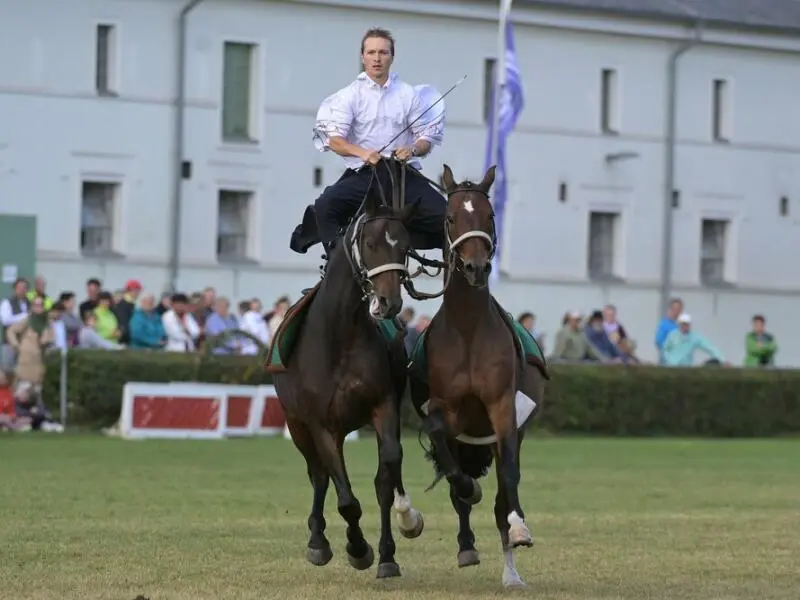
[457,549,480,568]
[306,546,333,566]
[347,543,375,571]
[460,479,482,505]
[398,510,424,539]
[508,523,534,549]
[503,575,527,589]
[376,562,402,579]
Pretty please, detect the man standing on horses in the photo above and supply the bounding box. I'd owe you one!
[290,27,447,264]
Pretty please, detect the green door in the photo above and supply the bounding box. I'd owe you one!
[0,214,37,341]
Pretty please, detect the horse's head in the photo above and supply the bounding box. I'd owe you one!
[441,164,497,288]
[345,186,420,320]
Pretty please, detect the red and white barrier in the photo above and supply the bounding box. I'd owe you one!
[118,382,359,441]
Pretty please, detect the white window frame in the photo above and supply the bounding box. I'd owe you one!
[216,188,254,260]
[711,77,733,142]
[220,40,262,143]
[95,22,120,96]
[699,215,736,284]
[80,179,121,255]
[600,67,620,134]
[587,209,624,279]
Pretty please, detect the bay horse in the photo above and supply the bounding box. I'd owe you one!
[270,178,425,580]
[407,164,547,589]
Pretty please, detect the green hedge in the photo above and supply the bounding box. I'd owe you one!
[42,349,800,436]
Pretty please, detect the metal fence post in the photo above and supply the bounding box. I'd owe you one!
[59,348,68,427]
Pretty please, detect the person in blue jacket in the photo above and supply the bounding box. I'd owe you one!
[654,297,683,364]
[128,294,166,349]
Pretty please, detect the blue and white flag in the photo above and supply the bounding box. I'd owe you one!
[484,15,524,280]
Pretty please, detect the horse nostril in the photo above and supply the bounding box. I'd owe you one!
[463,262,476,273]
[378,296,389,310]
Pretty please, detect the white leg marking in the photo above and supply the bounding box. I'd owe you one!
[507,510,533,547]
[393,490,420,532]
[501,548,526,588]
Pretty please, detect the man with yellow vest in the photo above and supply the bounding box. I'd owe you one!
[26,276,53,311]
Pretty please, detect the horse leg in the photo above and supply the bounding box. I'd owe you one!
[487,392,534,550]
[493,443,526,588]
[315,428,374,571]
[423,408,481,503]
[288,419,333,566]
[372,399,424,579]
[450,480,480,568]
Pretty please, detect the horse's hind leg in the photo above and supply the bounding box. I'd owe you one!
[287,419,333,566]
[372,400,424,579]
[315,428,374,571]
[450,482,480,568]
[423,408,482,503]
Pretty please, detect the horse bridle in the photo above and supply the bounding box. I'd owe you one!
[444,186,498,271]
[344,211,411,301]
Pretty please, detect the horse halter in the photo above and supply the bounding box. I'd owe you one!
[444,187,497,269]
[345,212,410,301]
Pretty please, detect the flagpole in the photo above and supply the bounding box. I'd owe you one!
[490,0,513,169]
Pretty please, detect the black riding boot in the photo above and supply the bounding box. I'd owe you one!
[301,240,336,296]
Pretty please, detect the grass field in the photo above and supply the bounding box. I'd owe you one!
[1,435,799,600]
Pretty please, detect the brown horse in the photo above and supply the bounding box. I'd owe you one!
[271,182,424,579]
[408,164,547,589]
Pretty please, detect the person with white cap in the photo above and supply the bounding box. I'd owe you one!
[662,313,727,366]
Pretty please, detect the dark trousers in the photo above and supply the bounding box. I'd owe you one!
[314,166,446,250]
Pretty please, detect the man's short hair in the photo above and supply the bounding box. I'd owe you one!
[361,27,395,56]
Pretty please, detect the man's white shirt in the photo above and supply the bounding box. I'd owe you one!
[313,72,446,171]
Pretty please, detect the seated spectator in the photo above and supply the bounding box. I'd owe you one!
[517,312,544,349]
[744,314,777,367]
[550,310,605,363]
[238,300,270,355]
[79,312,125,349]
[48,301,69,352]
[12,380,63,433]
[584,311,626,363]
[266,296,291,337]
[128,293,166,349]
[602,304,639,362]
[662,313,726,366]
[94,291,121,342]
[204,297,240,355]
[162,293,200,352]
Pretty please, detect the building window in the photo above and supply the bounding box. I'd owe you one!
[587,211,618,278]
[712,79,731,142]
[483,58,496,123]
[600,68,619,134]
[81,181,117,253]
[222,42,258,142]
[700,219,728,283]
[95,24,117,95]
[217,190,252,259]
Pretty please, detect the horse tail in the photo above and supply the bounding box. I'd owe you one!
[418,430,494,491]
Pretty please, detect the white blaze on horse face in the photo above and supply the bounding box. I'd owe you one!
[384,230,398,248]
[463,199,475,213]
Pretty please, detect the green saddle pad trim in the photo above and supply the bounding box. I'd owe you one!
[408,311,544,383]
[266,284,401,369]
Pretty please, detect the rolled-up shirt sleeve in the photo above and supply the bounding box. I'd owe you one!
[410,84,445,147]
[312,87,354,152]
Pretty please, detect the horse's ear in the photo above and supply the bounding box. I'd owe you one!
[441,164,456,193]
[399,197,421,225]
[479,165,496,193]
[364,185,379,217]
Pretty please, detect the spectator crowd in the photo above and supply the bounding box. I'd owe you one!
[0,274,780,432]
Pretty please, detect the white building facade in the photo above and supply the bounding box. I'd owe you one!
[1,0,799,364]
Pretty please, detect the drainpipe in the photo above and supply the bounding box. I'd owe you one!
[168,0,205,293]
[658,21,703,318]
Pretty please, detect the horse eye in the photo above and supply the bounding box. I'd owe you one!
[446,215,455,224]
[364,237,376,249]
